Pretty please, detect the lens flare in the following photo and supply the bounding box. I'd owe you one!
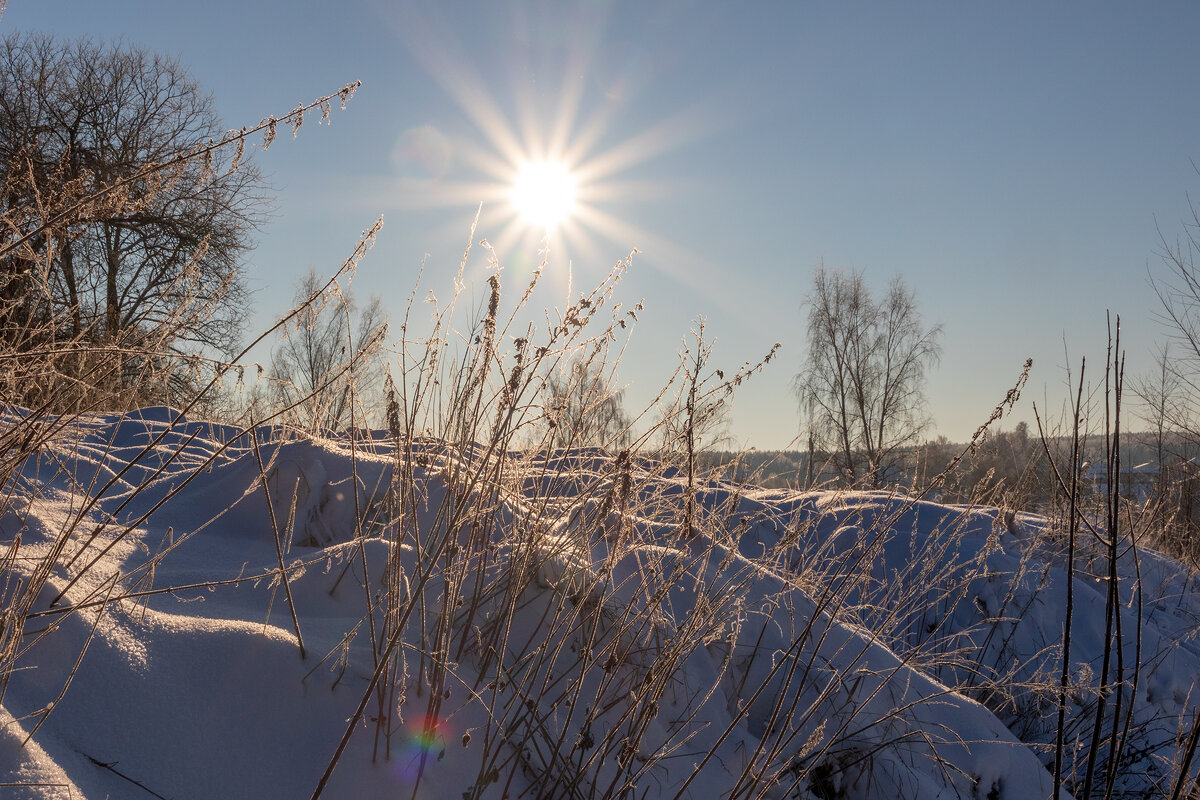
[410,714,452,751]
[390,713,455,783]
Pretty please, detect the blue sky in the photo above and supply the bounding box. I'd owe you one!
[8,1,1200,447]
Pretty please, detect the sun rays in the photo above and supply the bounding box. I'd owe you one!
[378,6,725,290]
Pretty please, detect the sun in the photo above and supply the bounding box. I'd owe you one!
[511,160,577,231]
[387,10,726,292]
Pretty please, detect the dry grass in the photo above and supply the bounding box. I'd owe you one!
[0,80,1198,800]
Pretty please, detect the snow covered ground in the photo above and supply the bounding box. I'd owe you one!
[2,407,1198,799]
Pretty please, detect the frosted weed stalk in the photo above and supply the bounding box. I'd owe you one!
[1,52,1056,797]
[5,71,1200,800]
[0,83,362,730]
[300,269,1054,800]
[275,227,869,799]
[1009,318,1200,799]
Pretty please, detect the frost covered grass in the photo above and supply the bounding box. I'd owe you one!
[0,87,1198,797]
[0,240,1199,800]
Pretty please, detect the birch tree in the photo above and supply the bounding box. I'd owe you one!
[796,265,941,486]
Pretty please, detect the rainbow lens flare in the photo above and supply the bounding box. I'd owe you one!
[392,713,455,782]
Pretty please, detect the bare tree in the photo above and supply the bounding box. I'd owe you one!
[545,359,630,450]
[1144,198,1200,562]
[269,268,388,434]
[1134,344,1190,465]
[0,33,266,357]
[1152,197,1200,445]
[796,265,942,486]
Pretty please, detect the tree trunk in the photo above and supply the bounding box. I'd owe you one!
[105,229,120,340]
[58,233,81,337]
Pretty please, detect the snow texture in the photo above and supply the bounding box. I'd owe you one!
[2,408,1197,799]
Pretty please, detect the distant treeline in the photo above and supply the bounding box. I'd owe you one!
[698,426,1200,507]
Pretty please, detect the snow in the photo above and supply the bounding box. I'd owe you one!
[1,408,1197,798]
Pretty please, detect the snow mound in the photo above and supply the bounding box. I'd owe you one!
[2,409,1196,798]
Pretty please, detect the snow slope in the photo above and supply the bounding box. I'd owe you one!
[2,408,1197,799]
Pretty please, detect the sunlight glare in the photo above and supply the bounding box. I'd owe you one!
[512,161,577,231]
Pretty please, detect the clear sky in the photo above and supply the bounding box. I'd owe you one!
[7,1,1200,448]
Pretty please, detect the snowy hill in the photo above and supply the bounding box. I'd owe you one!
[1,408,1197,799]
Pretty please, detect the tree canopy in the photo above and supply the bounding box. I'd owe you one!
[796,265,942,486]
[0,33,266,361]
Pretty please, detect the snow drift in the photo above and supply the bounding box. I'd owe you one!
[1,408,1197,799]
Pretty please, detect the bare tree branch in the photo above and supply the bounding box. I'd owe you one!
[795,264,942,487]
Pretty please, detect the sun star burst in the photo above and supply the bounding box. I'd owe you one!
[511,160,577,231]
